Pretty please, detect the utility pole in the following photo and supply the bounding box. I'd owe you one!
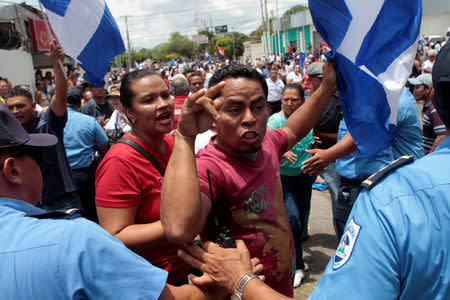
[259,0,267,56]
[276,0,281,54]
[264,0,271,55]
[124,15,132,69]
[231,27,236,61]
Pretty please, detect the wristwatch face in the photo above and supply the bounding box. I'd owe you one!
[231,293,241,300]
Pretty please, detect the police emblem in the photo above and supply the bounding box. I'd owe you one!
[332,218,361,270]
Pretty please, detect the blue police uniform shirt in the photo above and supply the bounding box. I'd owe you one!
[64,107,108,169]
[336,88,424,179]
[392,89,424,160]
[309,137,450,300]
[336,119,393,179]
[0,197,168,299]
[31,107,77,200]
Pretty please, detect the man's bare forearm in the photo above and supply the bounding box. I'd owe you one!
[161,132,209,244]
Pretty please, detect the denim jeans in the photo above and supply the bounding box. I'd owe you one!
[72,166,98,222]
[318,162,340,239]
[281,173,315,270]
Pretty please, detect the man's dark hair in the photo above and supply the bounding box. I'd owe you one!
[269,68,278,73]
[6,86,33,103]
[434,82,450,128]
[284,83,305,99]
[170,76,189,96]
[208,64,268,99]
[120,69,159,108]
[188,72,203,83]
[80,82,91,93]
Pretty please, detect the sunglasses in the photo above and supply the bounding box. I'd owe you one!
[0,146,44,169]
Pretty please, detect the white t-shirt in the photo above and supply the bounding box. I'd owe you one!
[422,60,435,73]
[286,71,303,83]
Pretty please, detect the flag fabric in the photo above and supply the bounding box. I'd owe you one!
[217,46,225,56]
[171,58,177,66]
[134,60,139,68]
[40,0,125,87]
[205,50,210,62]
[309,0,422,159]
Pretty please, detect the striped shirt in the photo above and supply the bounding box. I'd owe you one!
[422,102,446,154]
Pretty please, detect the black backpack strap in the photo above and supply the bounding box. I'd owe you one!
[116,138,165,176]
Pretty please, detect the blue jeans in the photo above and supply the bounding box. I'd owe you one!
[281,173,315,270]
[335,179,363,240]
[36,191,83,212]
[319,162,340,239]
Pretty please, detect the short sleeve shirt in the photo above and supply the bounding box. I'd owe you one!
[422,101,446,154]
[286,71,302,83]
[196,129,295,297]
[309,137,450,300]
[64,108,108,169]
[267,113,314,176]
[95,133,190,284]
[0,197,167,299]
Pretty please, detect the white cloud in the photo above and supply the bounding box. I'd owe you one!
[14,0,307,49]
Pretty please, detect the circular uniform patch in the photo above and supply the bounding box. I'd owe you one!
[333,218,361,270]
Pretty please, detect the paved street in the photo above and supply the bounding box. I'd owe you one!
[293,188,339,299]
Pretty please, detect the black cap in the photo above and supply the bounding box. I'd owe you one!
[67,86,82,105]
[0,102,57,150]
[432,42,450,108]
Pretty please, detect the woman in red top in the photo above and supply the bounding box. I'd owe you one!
[95,70,190,284]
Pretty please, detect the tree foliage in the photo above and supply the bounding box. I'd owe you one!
[283,4,308,16]
[152,32,198,61]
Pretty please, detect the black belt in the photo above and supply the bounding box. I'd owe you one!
[340,177,366,187]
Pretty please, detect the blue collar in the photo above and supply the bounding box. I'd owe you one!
[0,197,45,214]
[67,107,77,112]
[435,136,450,152]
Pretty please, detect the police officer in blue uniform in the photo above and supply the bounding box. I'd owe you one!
[308,42,450,300]
[0,101,258,299]
[302,87,423,239]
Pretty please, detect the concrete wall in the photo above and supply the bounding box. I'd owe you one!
[0,49,36,96]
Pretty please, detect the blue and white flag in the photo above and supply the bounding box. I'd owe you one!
[309,0,422,158]
[40,0,125,87]
[205,50,210,62]
[171,58,177,66]
[134,60,139,68]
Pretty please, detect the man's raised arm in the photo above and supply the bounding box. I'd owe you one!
[49,41,67,117]
[161,83,225,244]
[282,61,337,150]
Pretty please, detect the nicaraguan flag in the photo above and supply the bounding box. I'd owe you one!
[205,50,210,62]
[40,0,125,87]
[309,0,422,158]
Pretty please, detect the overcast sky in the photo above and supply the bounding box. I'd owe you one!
[10,0,308,50]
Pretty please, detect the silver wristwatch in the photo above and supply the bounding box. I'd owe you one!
[231,273,259,300]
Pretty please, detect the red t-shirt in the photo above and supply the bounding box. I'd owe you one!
[95,133,190,284]
[196,129,295,297]
[172,95,188,130]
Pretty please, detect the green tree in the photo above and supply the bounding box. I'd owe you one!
[214,32,248,58]
[283,4,308,16]
[152,32,198,61]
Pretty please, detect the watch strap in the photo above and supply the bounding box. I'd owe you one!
[233,273,258,298]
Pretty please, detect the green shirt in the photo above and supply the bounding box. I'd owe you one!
[267,112,314,176]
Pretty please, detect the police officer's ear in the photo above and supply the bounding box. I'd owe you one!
[1,157,24,185]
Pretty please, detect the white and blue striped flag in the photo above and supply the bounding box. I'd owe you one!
[205,50,210,62]
[40,0,125,87]
[309,0,422,158]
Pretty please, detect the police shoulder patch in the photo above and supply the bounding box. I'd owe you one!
[332,218,361,270]
[361,155,414,190]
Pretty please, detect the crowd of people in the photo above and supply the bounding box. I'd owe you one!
[0,36,449,299]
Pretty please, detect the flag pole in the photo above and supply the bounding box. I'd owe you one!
[37,0,68,80]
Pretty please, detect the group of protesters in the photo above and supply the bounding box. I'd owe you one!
[1,35,449,299]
